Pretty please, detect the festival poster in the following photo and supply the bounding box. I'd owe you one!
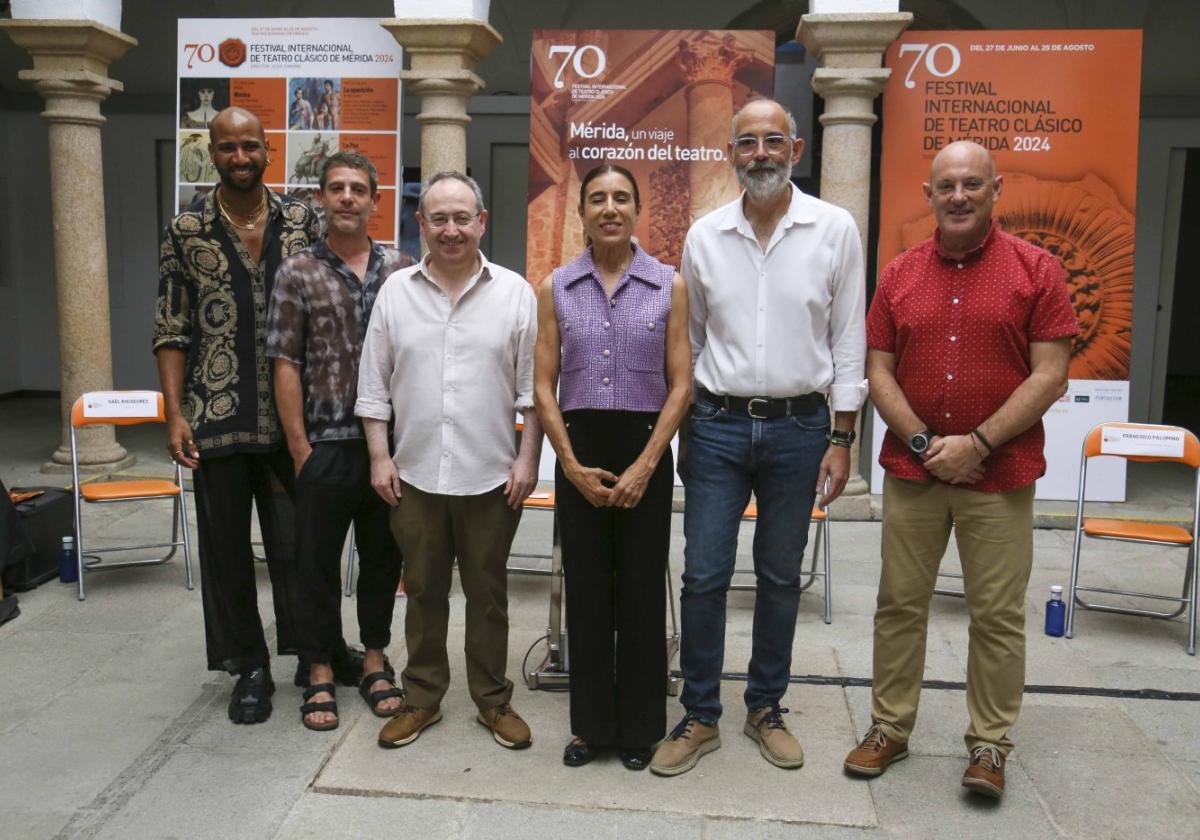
[870,30,1142,501]
[176,19,403,244]
[526,30,775,287]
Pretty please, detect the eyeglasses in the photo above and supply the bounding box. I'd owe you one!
[732,134,791,156]
[424,212,480,229]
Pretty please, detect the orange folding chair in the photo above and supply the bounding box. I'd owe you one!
[70,391,194,601]
[1065,422,1199,655]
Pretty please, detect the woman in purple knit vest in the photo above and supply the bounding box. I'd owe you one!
[533,164,692,770]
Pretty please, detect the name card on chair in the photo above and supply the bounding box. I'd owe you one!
[1100,426,1186,458]
[83,391,158,418]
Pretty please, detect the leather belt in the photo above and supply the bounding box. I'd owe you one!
[697,387,824,420]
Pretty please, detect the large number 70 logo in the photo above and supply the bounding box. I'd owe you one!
[548,44,607,89]
[898,42,962,88]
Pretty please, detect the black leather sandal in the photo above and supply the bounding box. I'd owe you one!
[300,682,338,731]
[359,670,405,717]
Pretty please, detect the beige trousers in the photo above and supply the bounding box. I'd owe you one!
[871,474,1035,754]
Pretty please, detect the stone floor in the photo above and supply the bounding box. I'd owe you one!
[1,395,1198,839]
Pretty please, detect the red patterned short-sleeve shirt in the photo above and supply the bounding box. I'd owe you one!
[866,224,1079,493]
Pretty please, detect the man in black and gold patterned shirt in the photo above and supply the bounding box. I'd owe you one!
[154,107,319,725]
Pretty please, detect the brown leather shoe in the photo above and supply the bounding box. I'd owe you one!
[744,706,804,769]
[477,703,532,749]
[962,745,1006,798]
[377,704,441,748]
[844,723,909,777]
[649,715,721,777]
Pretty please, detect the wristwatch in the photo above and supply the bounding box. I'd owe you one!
[909,428,934,455]
[828,429,856,448]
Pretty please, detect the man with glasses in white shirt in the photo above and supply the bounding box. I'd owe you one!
[356,171,543,752]
[651,98,867,776]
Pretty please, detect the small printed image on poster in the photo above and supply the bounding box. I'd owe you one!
[287,186,324,228]
[177,185,213,213]
[264,131,287,185]
[179,78,228,128]
[178,131,217,184]
[367,188,396,243]
[287,131,337,184]
[289,78,340,130]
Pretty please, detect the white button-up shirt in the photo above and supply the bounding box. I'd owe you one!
[682,185,868,412]
[355,255,537,496]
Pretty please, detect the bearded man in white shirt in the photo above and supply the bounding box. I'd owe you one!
[356,171,543,752]
[651,98,867,776]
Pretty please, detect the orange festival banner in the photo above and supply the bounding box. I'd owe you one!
[872,30,1142,500]
[526,30,775,288]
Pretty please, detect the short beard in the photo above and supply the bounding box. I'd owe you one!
[218,165,264,193]
[737,160,791,202]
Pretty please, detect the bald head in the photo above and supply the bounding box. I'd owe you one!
[930,140,995,182]
[209,107,265,145]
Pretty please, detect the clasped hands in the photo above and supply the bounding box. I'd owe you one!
[567,460,651,509]
[921,434,985,484]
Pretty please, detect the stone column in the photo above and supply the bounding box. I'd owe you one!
[0,20,137,471]
[381,20,501,178]
[798,12,912,506]
[677,33,753,223]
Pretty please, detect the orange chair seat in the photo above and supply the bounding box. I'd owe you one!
[523,492,556,510]
[81,480,181,502]
[742,503,825,520]
[1083,518,1193,546]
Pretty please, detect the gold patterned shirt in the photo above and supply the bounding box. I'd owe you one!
[153,189,320,456]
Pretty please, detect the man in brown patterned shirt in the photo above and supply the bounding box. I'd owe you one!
[267,152,414,731]
[155,107,320,725]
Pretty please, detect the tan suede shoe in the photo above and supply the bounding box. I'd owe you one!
[649,715,721,777]
[744,706,804,769]
[844,723,909,777]
[477,703,532,749]
[377,704,442,749]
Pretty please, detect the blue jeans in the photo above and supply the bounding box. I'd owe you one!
[679,396,829,722]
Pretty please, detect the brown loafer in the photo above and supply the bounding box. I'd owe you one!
[962,745,1006,798]
[844,723,909,777]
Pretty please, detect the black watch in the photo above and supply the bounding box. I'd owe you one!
[828,429,856,448]
[909,428,934,455]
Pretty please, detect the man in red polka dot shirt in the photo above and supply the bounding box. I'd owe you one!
[844,141,1078,800]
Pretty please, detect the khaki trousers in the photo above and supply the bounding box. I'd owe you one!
[871,474,1035,754]
[390,481,521,711]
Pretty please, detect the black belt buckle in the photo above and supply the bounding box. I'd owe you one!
[746,397,769,420]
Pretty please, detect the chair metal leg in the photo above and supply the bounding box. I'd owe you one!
[1188,545,1197,656]
[822,518,832,625]
[344,531,357,598]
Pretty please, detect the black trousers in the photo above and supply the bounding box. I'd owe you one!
[557,410,673,748]
[295,439,402,664]
[191,448,299,674]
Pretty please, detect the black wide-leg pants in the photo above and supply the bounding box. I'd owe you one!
[294,439,402,664]
[556,409,672,749]
[191,448,299,675]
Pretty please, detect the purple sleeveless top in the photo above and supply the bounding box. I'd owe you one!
[552,243,674,412]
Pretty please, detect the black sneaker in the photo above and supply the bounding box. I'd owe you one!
[229,666,275,725]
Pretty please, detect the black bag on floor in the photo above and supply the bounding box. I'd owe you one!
[2,484,70,592]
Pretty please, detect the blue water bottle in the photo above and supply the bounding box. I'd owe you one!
[1045,584,1065,637]
[59,535,79,584]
